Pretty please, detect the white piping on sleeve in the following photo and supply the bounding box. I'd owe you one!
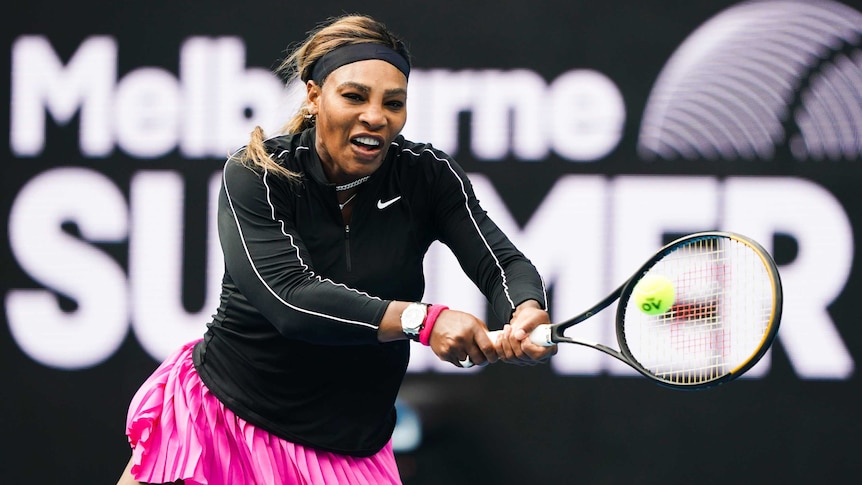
[222,158,379,330]
[400,146,519,311]
[539,275,548,310]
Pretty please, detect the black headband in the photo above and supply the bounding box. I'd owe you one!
[308,43,410,83]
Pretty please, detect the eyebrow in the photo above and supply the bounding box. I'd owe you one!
[338,81,407,97]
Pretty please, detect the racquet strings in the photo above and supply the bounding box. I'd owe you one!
[621,236,777,385]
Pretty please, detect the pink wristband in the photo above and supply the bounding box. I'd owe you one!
[419,304,449,346]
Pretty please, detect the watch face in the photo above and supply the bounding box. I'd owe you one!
[402,303,427,335]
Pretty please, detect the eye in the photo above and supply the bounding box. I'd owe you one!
[386,100,405,110]
[343,92,364,102]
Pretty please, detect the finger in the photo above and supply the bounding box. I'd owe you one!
[461,327,507,367]
[458,351,488,368]
[508,327,533,362]
[498,325,515,360]
[512,326,527,341]
[521,340,558,362]
[503,327,529,363]
[476,330,500,364]
[459,337,493,368]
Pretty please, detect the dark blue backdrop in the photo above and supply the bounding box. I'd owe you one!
[2,1,860,483]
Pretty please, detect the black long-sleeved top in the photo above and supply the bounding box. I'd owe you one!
[193,128,546,456]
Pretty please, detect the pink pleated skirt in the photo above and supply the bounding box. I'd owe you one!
[125,339,402,485]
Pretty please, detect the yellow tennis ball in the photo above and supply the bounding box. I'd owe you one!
[633,274,675,315]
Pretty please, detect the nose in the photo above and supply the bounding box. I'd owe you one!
[359,103,386,130]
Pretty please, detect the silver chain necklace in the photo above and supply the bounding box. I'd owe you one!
[335,176,370,192]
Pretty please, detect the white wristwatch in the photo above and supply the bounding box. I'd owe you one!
[401,303,429,341]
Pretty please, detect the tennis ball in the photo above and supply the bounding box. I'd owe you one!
[632,274,675,315]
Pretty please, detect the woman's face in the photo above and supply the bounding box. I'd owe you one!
[307,59,408,182]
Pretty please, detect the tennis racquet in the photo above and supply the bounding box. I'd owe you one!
[462,231,783,391]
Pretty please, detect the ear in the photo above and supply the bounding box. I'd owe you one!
[306,80,321,115]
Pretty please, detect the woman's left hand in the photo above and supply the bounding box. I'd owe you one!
[496,300,557,365]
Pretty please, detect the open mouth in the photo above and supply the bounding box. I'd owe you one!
[351,135,382,151]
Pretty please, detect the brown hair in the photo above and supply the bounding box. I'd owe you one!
[238,14,411,180]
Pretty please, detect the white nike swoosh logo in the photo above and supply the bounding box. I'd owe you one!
[377,196,402,209]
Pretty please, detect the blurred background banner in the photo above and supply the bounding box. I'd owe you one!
[3,1,860,483]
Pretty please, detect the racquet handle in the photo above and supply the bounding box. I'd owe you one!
[459,324,554,368]
[530,324,553,346]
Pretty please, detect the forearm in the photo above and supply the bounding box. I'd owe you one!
[377,301,413,342]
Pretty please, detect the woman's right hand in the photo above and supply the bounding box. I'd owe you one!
[428,309,499,368]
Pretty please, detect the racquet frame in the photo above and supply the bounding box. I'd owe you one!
[517,232,782,390]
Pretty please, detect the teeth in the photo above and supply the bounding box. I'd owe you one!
[353,136,380,147]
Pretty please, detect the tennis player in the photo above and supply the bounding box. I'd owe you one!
[117,13,556,485]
